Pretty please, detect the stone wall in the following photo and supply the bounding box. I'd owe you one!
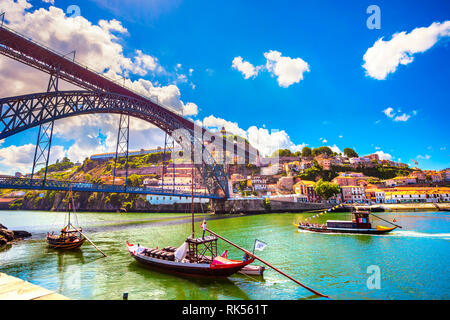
[210,199,333,214]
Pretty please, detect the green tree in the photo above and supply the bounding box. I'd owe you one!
[272,149,294,157]
[301,146,312,157]
[314,179,341,200]
[312,146,333,157]
[344,148,358,158]
[127,174,142,187]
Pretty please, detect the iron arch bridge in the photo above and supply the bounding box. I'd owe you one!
[0,90,229,199]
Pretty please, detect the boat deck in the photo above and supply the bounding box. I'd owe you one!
[186,235,218,244]
[0,273,70,300]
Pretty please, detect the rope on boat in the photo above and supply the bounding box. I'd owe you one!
[70,188,108,257]
[206,228,330,299]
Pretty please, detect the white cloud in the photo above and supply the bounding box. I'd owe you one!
[382,107,414,122]
[329,145,342,154]
[417,154,431,160]
[231,50,310,87]
[0,143,66,175]
[197,115,306,157]
[375,151,393,160]
[321,138,328,144]
[183,102,198,117]
[363,21,450,80]
[232,56,260,79]
[383,107,395,118]
[264,50,310,87]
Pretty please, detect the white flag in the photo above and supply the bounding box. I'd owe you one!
[254,239,267,252]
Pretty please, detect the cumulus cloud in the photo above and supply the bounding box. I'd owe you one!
[329,145,342,154]
[375,150,393,161]
[232,50,310,87]
[197,115,306,157]
[264,50,310,88]
[363,21,450,80]
[0,143,66,174]
[232,56,260,79]
[382,107,414,122]
[417,154,431,160]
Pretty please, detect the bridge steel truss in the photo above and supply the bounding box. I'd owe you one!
[0,23,231,198]
[0,90,229,198]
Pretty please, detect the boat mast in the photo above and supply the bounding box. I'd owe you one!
[191,162,195,238]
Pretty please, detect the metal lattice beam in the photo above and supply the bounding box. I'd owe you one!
[0,90,229,198]
[112,114,130,187]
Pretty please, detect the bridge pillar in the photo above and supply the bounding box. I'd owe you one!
[112,114,130,189]
[30,70,59,182]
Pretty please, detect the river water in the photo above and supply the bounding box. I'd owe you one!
[0,210,449,300]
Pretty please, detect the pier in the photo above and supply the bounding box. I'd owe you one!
[0,273,69,300]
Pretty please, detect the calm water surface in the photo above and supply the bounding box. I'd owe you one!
[0,210,449,300]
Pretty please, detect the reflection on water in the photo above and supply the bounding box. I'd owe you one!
[0,210,449,300]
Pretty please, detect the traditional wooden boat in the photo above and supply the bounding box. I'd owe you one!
[297,208,399,235]
[46,192,85,250]
[127,162,255,278]
[127,238,254,277]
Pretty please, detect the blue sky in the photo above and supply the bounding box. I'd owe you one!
[0,0,449,173]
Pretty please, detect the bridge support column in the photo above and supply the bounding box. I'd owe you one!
[161,132,176,194]
[112,114,130,189]
[31,70,59,183]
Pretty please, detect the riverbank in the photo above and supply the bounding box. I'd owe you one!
[380,203,450,212]
[0,223,32,247]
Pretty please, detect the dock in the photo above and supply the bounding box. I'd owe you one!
[0,273,70,300]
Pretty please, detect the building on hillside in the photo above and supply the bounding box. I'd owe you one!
[332,172,377,187]
[341,185,366,203]
[277,176,294,191]
[143,178,159,186]
[315,154,332,170]
[409,171,426,183]
[90,147,175,161]
[146,195,209,205]
[300,159,314,170]
[283,161,301,175]
[250,175,267,191]
[293,180,320,203]
[365,188,385,203]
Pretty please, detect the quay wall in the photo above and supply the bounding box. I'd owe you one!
[211,199,333,215]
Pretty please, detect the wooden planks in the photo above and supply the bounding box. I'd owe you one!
[0,273,70,300]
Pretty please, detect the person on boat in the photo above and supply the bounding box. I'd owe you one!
[243,253,250,262]
[221,250,228,258]
[201,219,207,240]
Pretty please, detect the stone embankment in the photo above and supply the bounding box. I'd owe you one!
[211,199,334,214]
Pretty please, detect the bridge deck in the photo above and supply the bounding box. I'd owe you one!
[0,177,224,199]
[0,273,69,300]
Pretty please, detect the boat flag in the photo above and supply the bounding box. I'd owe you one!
[254,239,268,252]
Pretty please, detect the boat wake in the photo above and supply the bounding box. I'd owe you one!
[297,228,450,240]
[390,230,450,240]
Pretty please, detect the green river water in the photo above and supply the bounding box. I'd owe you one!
[0,210,449,300]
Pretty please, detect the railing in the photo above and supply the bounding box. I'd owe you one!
[0,177,223,199]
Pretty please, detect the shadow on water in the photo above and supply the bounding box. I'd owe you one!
[127,260,251,300]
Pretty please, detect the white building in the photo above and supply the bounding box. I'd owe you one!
[146,195,209,205]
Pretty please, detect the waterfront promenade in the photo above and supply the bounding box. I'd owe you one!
[0,273,69,300]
